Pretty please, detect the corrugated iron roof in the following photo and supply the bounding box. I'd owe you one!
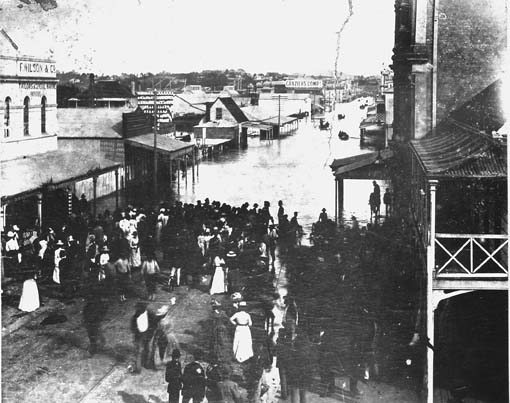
[126,133,194,156]
[332,149,394,177]
[410,119,507,179]
[1,150,120,201]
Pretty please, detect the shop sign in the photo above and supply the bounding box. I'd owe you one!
[19,82,56,90]
[17,61,56,77]
[285,80,323,89]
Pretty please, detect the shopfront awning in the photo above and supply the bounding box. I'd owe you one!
[410,119,507,179]
[125,133,195,158]
[331,149,394,178]
[1,150,121,203]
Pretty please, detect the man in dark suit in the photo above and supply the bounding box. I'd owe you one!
[165,349,182,403]
[182,357,206,403]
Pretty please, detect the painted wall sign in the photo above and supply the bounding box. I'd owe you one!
[19,82,56,90]
[285,80,323,89]
[17,61,56,77]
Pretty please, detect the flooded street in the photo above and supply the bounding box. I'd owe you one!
[173,99,418,397]
[176,100,389,236]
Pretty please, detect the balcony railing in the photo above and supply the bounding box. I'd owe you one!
[435,233,508,278]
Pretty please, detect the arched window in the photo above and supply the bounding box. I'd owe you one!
[4,97,11,138]
[23,96,30,136]
[41,96,47,133]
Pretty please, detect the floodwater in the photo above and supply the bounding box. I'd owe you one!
[176,99,389,238]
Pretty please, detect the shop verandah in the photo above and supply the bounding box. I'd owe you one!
[1,150,122,278]
[408,118,508,402]
[124,133,197,206]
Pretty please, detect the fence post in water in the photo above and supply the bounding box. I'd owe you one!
[192,148,195,183]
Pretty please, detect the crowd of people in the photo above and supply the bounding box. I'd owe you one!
[3,196,327,402]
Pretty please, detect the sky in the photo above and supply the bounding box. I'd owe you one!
[1,0,395,76]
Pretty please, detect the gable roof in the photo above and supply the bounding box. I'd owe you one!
[216,97,248,123]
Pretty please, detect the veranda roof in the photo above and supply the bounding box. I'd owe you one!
[410,119,507,179]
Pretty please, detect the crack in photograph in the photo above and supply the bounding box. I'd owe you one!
[0,0,508,402]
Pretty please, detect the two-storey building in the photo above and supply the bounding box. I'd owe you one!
[0,30,121,238]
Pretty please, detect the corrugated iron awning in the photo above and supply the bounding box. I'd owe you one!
[410,119,507,179]
[126,133,194,158]
[1,150,121,203]
[332,149,394,177]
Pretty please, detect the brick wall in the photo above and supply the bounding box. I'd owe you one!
[437,0,507,122]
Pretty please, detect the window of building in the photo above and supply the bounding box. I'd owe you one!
[23,96,30,136]
[4,97,11,138]
[215,107,222,120]
[41,96,47,133]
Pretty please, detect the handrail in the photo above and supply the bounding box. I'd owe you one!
[435,234,508,277]
[436,233,507,239]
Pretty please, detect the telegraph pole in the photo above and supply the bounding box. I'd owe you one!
[278,95,281,137]
[153,89,158,196]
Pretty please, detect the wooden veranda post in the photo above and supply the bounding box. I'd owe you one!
[335,178,338,224]
[37,192,43,229]
[92,176,98,219]
[115,168,119,209]
[426,179,438,403]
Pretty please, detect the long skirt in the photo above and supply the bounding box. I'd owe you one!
[144,273,157,295]
[129,248,141,268]
[233,325,253,363]
[52,266,60,284]
[210,266,226,295]
[117,272,130,295]
[19,279,40,312]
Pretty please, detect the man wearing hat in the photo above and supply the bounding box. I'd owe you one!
[96,245,116,294]
[318,208,328,223]
[265,225,278,268]
[165,349,182,403]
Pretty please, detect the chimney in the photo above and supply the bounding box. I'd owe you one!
[205,102,211,123]
[89,73,95,107]
[131,81,136,96]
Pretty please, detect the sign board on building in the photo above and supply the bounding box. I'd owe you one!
[17,61,56,77]
[285,80,323,89]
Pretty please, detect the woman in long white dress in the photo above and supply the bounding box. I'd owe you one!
[230,302,254,363]
[19,272,40,312]
[210,255,226,295]
[127,231,141,270]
